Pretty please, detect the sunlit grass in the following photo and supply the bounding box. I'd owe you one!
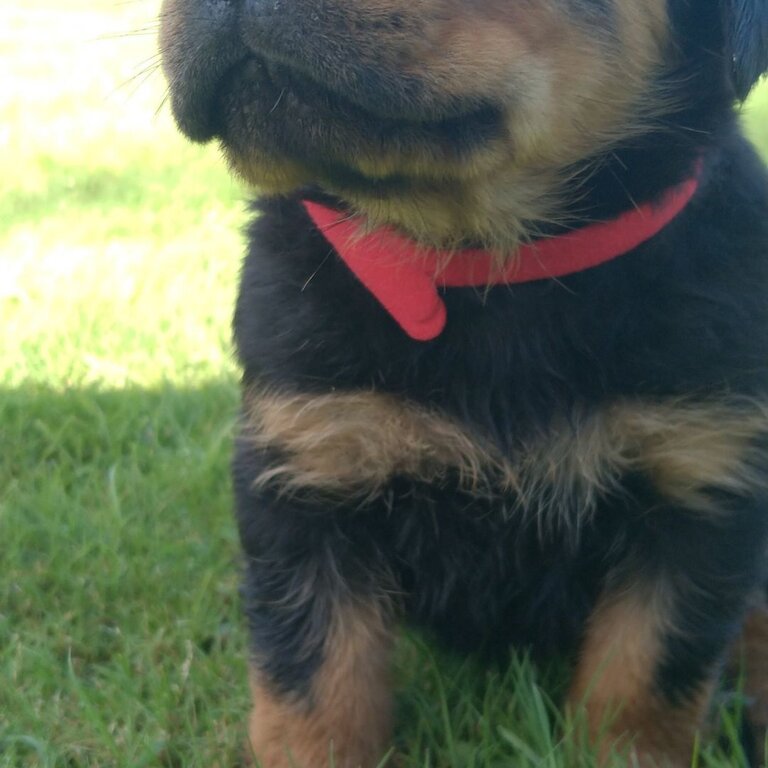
[1,0,243,391]
[743,78,768,158]
[1,2,767,765]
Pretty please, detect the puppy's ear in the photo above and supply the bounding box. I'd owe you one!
[724,0,768,98]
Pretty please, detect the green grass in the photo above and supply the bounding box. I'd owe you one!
[744,83,768,159]
[1,2,767,765]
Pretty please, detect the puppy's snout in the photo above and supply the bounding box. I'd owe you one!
[161,0,249,141]
[238,0,316,66]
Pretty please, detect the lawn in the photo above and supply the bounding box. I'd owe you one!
[1,2,767,766]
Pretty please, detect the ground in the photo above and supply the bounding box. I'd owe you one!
[1,2,767,766]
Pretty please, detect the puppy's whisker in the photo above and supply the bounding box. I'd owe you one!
[268,88,287,115]
[111,62,163,99]
[155,91,171,118]
[94,24,161,41]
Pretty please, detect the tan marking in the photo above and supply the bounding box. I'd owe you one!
[521,399,768,524]
[248,600,393,768]
[568,586,713,767]
[247,389,768,519]
[615,402,768,510]
[246,388,517,498]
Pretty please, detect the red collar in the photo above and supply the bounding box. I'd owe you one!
[303,174,699,341]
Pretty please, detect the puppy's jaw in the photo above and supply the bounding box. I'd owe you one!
[161,0,671,248]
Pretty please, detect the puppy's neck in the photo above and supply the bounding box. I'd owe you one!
[303,166,701,340]
[332,143,710,256]
[336,165,564,254]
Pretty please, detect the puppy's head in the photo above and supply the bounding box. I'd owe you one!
[160,0,768,245]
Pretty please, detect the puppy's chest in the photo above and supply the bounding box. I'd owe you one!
[242,195,768,537]
[241,224,768,650]
[247,388,768,653]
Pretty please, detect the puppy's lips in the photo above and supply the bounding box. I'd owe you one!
[213,55,504,165]
[166,48,251,143]
[220,53,492,126]
[172,51,393,145]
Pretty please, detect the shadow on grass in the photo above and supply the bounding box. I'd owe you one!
[1,378,240,476]
[0,378,250,768]
[0,380,757,768]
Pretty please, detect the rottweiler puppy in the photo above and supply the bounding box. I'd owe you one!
[160,0,768,765]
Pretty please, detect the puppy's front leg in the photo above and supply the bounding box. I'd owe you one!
[568,582,714,767]
[569,491,768,767]
[234,440,394,768]
[246,595,393,768]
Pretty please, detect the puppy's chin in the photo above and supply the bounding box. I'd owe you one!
[214,61,553,250]
[212,56,507,194]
